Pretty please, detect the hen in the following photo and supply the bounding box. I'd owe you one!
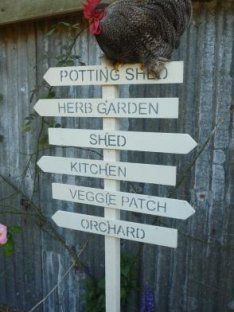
[83,0,192,77]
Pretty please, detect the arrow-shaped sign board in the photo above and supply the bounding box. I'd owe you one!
[43,62,183,86]
[48,128,197,154]
[38,156,176,185]
[52,211,178,248]
[52,183,195,220]
[34,98,179,119]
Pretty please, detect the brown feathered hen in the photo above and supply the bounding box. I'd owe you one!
[83,0,192,77]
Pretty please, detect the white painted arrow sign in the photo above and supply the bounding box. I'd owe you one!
[52,211,178,248]
[52,183,195,220]
[48,128,197,154]
[38,156,176,185]
[43,62,183,86]
[34,98,179,119]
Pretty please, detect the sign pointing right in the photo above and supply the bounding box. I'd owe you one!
[49,128,197,154]
[52,183,195,220]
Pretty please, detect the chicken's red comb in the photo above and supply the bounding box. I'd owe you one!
[83,0,101,19]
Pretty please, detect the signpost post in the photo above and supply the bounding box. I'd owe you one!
[36,60,197,312]
[102,61,121,312]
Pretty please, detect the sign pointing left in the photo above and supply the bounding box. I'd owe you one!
[37,156,176,185]
[43,62,184,86]
[34,98,179,119]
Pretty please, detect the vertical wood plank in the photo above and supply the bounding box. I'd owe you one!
[102,60,121,312]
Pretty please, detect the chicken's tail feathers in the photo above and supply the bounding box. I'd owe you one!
[83,0,102,19]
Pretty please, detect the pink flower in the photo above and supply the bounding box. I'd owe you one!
[0,224,7,245]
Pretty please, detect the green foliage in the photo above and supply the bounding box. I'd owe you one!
[0,93,3,105]
[23,112,37,133]
[85,278,105,312]
[47,88,56,99]
[121,253,138,302]
[25,21,84,135]
[45,22,81,38]
[45,22,83,67]
[39,134,48,148]
[1,226,22,257]
[84,253,137,311]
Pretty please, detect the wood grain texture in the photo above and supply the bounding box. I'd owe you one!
[0,0,82,25]
[0,0,113,26]
[102,73,121,312]
[0,1,233,311]
[0,0,232,26]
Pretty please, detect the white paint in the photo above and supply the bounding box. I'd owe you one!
[43,62,184,86]
[37,156,177,186]
[34,98,179,119]
[48,128,197,154]
[52,211,178,248]
[52,183,195,220]
[102,78,120,312]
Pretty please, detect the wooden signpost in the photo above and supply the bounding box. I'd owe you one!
[36,61,197,312]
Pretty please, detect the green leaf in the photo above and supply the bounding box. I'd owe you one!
[47,90,56,99]
[84,252,138,310]
[58,22,72,27]
[39,135,48,147]
[2,237,14,257]
[45,28,56,37]
[71,23,81,29]
[3,244,14,256]
[9,226,22,234]
[23,126,32,133]
[97,278,105,290]
[25,117,32,121]
[0,93,3,105]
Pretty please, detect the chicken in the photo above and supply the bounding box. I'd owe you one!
[83,0,192,77]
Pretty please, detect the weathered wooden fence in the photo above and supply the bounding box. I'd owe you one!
[0,1,233,311]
